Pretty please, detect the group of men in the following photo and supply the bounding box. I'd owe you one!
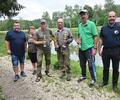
[5,9,120,92]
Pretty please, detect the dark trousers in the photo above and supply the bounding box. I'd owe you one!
[102,47,120,86]
[79,48,96,82]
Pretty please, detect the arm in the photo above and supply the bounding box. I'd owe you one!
[32,40,46,45]
[66,29,73,44]
[98,37,103,56]
[5,32,11,55]
[5,40,11,55]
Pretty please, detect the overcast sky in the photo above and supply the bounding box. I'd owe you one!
[11,0,120,20]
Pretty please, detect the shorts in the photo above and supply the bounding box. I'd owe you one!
[28,52,37,63]
[11,54,25,67]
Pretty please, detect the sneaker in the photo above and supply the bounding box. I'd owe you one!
[20,71,27,77]
[35,76,42,82]
[77,77,86,83]
[99,82,108,87]
[14,75,20,82]
[45,71,52,77]
[32,70,37,75]
[89,80,96,87]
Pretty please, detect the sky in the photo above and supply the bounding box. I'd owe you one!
[5,0,120,20]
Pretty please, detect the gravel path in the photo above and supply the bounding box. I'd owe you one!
[0,56,119,100]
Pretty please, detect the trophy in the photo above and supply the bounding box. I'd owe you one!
[43,35,47,47]
[61,33,68,54]
[62,33,67,48]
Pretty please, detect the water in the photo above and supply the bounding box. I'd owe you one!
[51,40,120,72]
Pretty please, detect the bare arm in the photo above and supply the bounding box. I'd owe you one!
[5,40,11,55]
[93,35,99,49]
[92,35,99,55]
[32,40,46,45]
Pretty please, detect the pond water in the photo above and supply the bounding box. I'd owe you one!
[51,40,120,72]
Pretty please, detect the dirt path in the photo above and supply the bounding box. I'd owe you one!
[0,56,119,100]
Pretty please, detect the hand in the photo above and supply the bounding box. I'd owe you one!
[92,48,97,55]
[42,40,47,45]
[76,38,81,45]
[54,42,59,48]
[7,50,11,55]
[64,40,67,44]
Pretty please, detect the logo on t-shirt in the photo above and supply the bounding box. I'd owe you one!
[114,30,119,35]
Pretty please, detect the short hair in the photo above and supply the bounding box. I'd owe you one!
[13,20,20,24]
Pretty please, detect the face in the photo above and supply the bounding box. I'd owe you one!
[13,23,20,32]
[40,22,47,30]
[29,27,35,34]
[80,13,88,23]
[57,18,64,29]
[108,11,116,25]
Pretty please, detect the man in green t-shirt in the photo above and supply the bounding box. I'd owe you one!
[76,9,98,87]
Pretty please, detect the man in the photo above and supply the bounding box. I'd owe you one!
[32,19,52,82]
[76,9,98,86]
[5,21,27,82]
[99,11,120,92]
[54,18,73,81]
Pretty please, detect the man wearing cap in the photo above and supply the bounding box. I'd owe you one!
[99,11,120,92]
[32,19,53,82]
[76,9,98,86]
[54,18,73,81]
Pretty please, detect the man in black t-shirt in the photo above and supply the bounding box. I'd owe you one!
[5,21,27,82]
[99,11,120,92]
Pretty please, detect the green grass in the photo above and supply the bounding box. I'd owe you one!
[0,32,7,57]
[0,86,5,100]
[50,54,120,95]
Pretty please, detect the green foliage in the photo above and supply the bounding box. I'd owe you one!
[0,0,24,18]
[0,32,7,56]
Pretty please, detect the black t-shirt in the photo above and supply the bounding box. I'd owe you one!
[5,30,26,56]
[100,23,120,48]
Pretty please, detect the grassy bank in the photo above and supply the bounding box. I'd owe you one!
[0,86,5,100]
[51,54,120,95]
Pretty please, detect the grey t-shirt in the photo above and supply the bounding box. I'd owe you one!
[27,34,37,53]
[54,27,73,47]
[36,28,52,51]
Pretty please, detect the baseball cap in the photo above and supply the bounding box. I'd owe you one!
[79,9,88,15]
[40,19,46,24]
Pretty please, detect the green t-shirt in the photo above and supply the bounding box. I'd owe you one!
[77,20,98,51]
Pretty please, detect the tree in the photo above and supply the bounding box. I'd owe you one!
[0,0,24,18]
[83,5,93,19]
[42,11,51,27]
[104,0,117,12]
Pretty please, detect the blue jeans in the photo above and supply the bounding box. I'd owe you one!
[79,48,96,82]
[11,54,25,68]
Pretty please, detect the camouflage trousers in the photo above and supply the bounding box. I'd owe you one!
[57,47,71,74]
[37,49,51,77]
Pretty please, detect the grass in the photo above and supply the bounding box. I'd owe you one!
[50,54,120,95]
[0,86,5,100]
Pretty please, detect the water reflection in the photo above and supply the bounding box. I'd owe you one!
[51,40,120,71]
